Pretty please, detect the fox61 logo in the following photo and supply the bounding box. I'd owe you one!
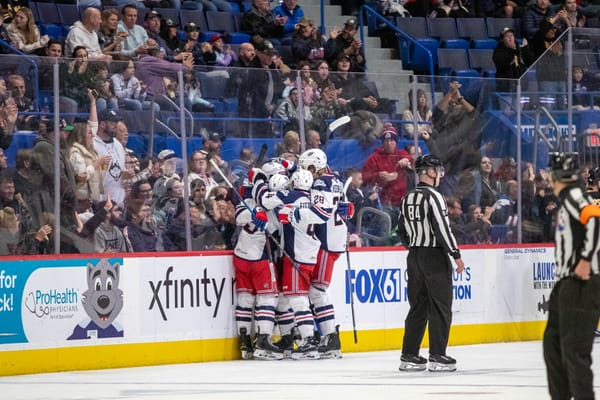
[346,268,402,303]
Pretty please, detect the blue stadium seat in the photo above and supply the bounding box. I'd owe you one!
[469,48,496,77]
[486,17,520,39]
[56,3,80,27]
[456,17,497,49]
[4,131,36,168]
[126,133,147,159]
[426,17,458,41]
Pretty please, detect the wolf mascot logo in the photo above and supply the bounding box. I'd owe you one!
[68,259,124,340]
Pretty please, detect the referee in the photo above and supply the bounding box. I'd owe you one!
[544,153,600,399]
[397,154,465,372]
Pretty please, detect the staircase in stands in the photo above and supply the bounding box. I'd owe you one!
[300,0,414,113]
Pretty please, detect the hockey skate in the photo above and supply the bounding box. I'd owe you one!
[274,334,294,358]
[239,328,253,360]
[318,325,342,359]
[398,354,427,371]
[253,334,284,360]
[291,336,320,360]
[428,354,457,372]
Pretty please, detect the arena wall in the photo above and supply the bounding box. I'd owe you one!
[0,244,554,376]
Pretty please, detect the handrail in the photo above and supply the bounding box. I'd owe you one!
[319,0,325,35]
[0,39,39,110]
[155,94,193,138]
[357,5,434,77]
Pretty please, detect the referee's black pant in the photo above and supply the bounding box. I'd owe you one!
[402,247,453,357]
[543,275,600,400]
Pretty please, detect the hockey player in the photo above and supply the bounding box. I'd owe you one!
[257,168,330,359]
[233,178,283,360]
[298,148,354,359]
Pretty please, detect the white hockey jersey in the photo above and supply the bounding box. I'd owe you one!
[312,173,348,253]
[233,185,267,261]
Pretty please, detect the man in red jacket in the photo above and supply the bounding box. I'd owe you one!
[362,123,413,229]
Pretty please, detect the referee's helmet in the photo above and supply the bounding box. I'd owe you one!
[548,152,579,183]
[415,154,443,174]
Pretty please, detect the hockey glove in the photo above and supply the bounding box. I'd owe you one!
[278,205,300,224]
[277,157,295,172]
[248,168,267,185]
[252,207,269,231]
[338,201,355,219]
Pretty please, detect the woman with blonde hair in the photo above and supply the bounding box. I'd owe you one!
[6,7,48,54]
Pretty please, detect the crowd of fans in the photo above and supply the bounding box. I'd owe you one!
[0,0,593,254]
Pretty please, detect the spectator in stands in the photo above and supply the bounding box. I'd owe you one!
[93,109,127,205]
[296,60,318,103]
[111,59,158,111]
[177,22,209,67]
[310,60,351,133]
[427,80,482,194]
[564,0,586,28]
[362,123,412,228]
[65,7,112,62]
[521,179,545,243]
[206,187,237,249]
[29,118,78,231]
[331,54,393,114]
[189,178,208,209]
[60,46,97,114]
[7,74,36,130]
[136,45,194,107]
[188,150,218,196]
[90,62,119,112]
[39,40,63,92]
[459,155,499,211]
[402,88,432,139]
[94,199,129,252]
[160,18,180,53]
[203,131,228,173]
[523,0,556,41]
[430,0,473,17]
[490,179,518,242]
[572,65,599,110]
[205,34,238,67]
[465,204,492,244]
[494,156,518,193]
[324,17,365,73]
[273,0,305,44]
[157,175,185,215]
[153,149,181,201]
[98,8,126,59]
[0,90,17,149]
[274,86,312,132]
[5,7,47,55]
[0,173,33,237]
[493,27,534,94]
[181,70,214,111]
[243,40,283,136]
[0,205,21,254]
[276,129,301,160]
[240,0,287,44]
[306,128,322,149]
[485,0,527,18]
[344,167,379,232]
[117,4,154,59]
[13,149,33,200]
[123,198,157,251]
[532,20,566,109]
[68,114,109,205]
[291,17,325,67]
[228,42,256,135]
[144,10,190,64]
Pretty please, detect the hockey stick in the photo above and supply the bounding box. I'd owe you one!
[341,176,358,343]
[327,115,351,136]
[209,158,311,284]
[254,143,268,168]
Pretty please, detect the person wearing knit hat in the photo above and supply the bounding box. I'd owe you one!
[362,122,413,223]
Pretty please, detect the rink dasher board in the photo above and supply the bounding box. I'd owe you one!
[0,245,553,375]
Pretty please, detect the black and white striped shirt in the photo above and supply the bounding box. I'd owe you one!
[398,182,461,259]
[554,185,600,280]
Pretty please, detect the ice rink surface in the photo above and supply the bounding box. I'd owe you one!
[3,340,600,400]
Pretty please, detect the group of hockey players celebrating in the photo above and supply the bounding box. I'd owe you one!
[231,148,354,360]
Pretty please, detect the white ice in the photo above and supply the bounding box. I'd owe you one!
[2,341,599,400]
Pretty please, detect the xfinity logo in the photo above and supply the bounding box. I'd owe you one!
[149,266,229,321]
